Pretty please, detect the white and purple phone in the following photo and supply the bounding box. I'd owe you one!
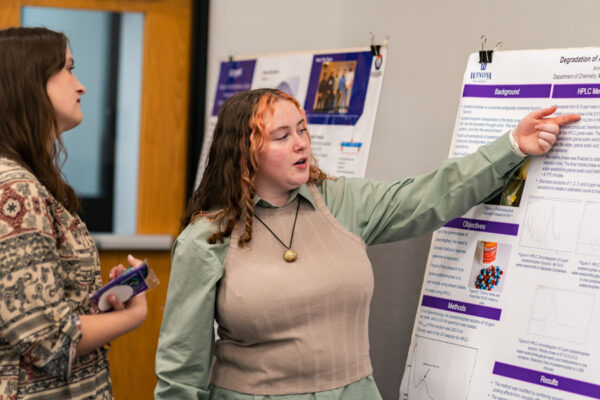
[90,262,150,312]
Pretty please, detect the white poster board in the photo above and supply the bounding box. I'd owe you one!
[400,48,600,400]
[196,47,387,186]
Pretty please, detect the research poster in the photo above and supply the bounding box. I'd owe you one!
[400,49,600,400]
[195,47,387,186]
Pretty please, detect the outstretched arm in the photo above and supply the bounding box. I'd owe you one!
[322,106,581,245]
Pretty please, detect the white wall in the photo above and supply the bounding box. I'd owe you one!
[206,1,600,398]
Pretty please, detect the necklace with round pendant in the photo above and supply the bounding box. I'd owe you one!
[283,249,297,262]
[254,198,300,263]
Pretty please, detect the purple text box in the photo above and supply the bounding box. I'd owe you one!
[493,362,600,399]
[444,217,519,236]
[421,295,502,321]
[462,84,551,98]
[553,84,600,98]
[212,60,256,116]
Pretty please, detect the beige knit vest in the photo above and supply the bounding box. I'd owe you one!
[210,184,374,395]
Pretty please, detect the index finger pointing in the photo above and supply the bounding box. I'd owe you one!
[551,113,581,126]
[530,105,558,119]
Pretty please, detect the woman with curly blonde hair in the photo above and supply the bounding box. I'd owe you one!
[155,88,578,399]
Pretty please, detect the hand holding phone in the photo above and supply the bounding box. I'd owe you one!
[90,262,154,312]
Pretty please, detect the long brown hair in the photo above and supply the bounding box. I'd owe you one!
[0,27,79,212]
[183,88,328,246]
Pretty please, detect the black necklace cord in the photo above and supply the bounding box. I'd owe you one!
[254,197,301,249]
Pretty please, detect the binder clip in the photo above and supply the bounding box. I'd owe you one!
[370,32,381,57]
[479,35,503,64]
[228,54,234,63]
[479,35,502,64]
[479,35,493,63]
[370,32,386,70]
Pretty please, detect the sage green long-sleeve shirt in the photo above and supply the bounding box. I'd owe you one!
[155,132,524,400]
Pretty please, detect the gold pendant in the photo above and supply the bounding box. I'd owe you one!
[283,249,297,263]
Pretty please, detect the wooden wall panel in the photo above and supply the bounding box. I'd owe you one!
[0,3,19,27]
[100,252,172,399]
[0,1,193,398]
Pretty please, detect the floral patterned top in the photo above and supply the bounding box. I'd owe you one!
[0,158,112,399]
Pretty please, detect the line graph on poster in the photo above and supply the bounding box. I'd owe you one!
[520,196,584,253]
[399,335,478,400]
[528,285,595,344]
[576,201,600,256]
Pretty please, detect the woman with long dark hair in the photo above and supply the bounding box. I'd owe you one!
[0,27,147,399]
[155,88,578,399]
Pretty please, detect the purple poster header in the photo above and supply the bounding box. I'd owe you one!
[212,60,256,116]
[444,217,519,236]
[553,84,600,98]
[493,362,600,399]
[421,295,502,321]
[462,84,551,98]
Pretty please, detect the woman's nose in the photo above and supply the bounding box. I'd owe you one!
[76,78,86,94]
[293,133,307,150]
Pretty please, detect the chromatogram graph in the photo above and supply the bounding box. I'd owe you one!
[528,286,595,344]
[400,336,477,400]
[520,197,584,253]
[576,201,600,256]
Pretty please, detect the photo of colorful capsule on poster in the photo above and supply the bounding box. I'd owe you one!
[468,240,512,293]
[475,264,504,291]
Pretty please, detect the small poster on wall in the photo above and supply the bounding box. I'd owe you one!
[196,46,387,186]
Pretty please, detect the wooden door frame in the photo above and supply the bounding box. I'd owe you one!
[1,0,193,237]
